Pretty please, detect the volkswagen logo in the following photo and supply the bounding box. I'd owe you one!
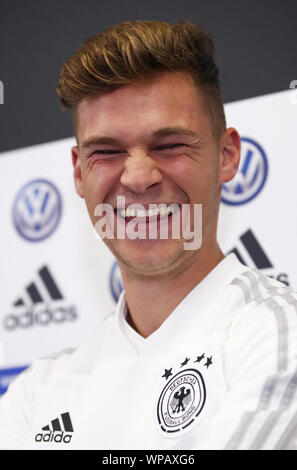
[12,179,62,242]
[109,260,124,303]
[221,137,268,205]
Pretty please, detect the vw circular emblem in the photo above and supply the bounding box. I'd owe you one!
[109,261,124,303]
[12,179,62,242]
[221,137,268,205]
[157,368,206,436]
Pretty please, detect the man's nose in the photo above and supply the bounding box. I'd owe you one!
[120,152,162,193]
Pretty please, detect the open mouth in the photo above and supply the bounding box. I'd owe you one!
[115,203,180,223]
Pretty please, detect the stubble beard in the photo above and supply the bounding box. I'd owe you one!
[103,236,193,279]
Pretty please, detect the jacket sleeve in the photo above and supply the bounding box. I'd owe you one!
[0,363,38,449]
[197,299,297,450]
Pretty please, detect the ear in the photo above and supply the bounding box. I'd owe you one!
[71,146,84,198]
[219,127,241,184]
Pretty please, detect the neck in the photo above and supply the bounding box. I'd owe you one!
[119,243,224,338]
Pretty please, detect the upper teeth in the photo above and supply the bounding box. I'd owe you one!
[118,204,179,218]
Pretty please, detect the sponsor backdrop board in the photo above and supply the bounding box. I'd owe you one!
[0,89,296,393]
[0,139,117,392]
[218,89,297,289]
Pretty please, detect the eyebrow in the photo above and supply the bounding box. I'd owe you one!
[80,126,199,151]
[152,126,198,139]
[80,135,121,151]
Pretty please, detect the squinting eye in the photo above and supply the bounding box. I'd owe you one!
[157,144,185,150]
[93,150,123,155]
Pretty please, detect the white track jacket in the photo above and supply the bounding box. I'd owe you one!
[0,254,297,450]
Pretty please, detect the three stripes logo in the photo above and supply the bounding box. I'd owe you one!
[230,229,289,285]
[3,265,78,330]
[35,412,74,444]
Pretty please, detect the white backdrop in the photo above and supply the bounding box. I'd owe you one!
[219,89,297,288]
[0,88,296,393]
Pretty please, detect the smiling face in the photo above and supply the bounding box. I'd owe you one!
[72,71,240,277]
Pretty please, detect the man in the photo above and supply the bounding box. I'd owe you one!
[0,20,297,450]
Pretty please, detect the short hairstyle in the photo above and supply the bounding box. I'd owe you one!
[56,20,226,139]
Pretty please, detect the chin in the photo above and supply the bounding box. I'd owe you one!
[108,239,189,276]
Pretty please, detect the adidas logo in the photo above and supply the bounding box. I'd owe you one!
[4,265,78,330]
[35,412,74,443]
[230,228,289,285]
